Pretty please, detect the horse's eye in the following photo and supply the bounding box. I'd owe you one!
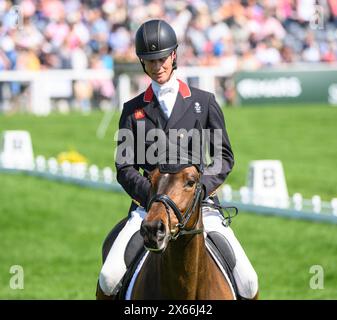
[187,180,195,187]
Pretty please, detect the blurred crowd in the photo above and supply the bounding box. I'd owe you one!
[1,0,337,112]
[1,0,337,72]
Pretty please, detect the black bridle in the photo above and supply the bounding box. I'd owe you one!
[147,183,204,240]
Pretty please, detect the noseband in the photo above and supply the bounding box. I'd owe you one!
[147,183,204,240]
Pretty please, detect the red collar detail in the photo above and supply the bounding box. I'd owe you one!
[143,85,154,102]
[178,79,191,98]
[143,79,191,102]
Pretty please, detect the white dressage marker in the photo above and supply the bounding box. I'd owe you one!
[0,130,34,170]
[247,160,289,208]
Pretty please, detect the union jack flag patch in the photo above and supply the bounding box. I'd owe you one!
[134,108,145,120]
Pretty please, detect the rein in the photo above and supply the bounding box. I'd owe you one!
[147,183,204,240]
[201,201,239,227]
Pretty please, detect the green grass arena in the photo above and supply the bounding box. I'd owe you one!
[0,104,336,299]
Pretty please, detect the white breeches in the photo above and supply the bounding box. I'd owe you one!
[202,207,258,299]
[99,207,146,296]
[99,206,258,299]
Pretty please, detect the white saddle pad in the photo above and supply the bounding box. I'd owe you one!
[124,246,236,299]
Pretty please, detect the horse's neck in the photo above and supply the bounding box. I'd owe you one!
[164,232,208,274]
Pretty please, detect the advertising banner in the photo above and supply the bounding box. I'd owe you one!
[234,68,337,106]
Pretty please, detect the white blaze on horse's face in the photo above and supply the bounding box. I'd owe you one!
[141,166,200,252]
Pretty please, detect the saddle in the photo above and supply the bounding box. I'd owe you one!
[101,219,239,299]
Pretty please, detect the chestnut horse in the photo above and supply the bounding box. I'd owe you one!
[130,164,235,300]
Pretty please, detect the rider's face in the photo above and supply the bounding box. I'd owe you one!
[143,51,176,85]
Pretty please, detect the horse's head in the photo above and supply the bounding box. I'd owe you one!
[140,163,204,253]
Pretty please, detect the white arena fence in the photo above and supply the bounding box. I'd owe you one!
[0,69,115,115]
[1,63,337,115]
[0,65,235,115]
[1,155,336,225]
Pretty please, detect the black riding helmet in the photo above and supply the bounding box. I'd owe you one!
[135,19,178,72]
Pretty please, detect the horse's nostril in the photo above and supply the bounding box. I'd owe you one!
[157,220,165,233]
[141,220,166,240]
[156,221,166,240]
[140,221,148,237]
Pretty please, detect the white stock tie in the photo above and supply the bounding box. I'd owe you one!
[158,87,175,118]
